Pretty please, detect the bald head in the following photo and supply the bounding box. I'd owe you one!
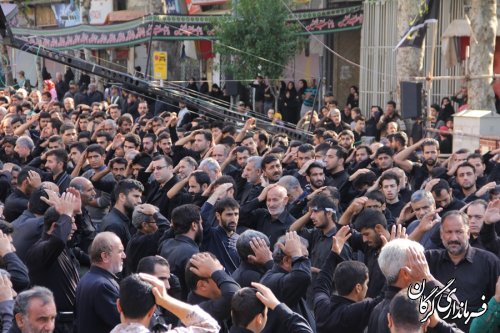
[89,232,125,274]
[69,177,95,205]
[267,185,288,218]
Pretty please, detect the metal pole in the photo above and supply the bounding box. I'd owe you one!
[425,20,438,138]
[307,77,322,132]
[144,17,155,79]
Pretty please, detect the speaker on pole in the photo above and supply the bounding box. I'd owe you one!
[400,81,422,119]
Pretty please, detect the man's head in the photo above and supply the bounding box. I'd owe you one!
[43,207,77,241]
[231,288,267,332]
[15,136,34,159]
[421,139,439,167]
[466,153,485,178]
[236,230,271,265]
[137,256,171,290]
[185,252,221,299]
[374,146,394,171]
[241,135,258,155]
[151,155,174,185]
[354,145,372,163]
[115,179,144,214]
[234,146,251,169]
[242,156,262,185]
[214,197,240,234]
[212,144,229,165]
[117,115,133,134]
[109,157,127,181]
[297,144,315,169]
[157,132,173,155]
[308,194,337,230]
[379,172,400,203]
[430,179,453,209]
[455,162,477,191]
[86,144,106,170]
[277,176,303,203]
[388,289,429,333]
[177,156,198,180]
[466,199,487,237]
[44,149,68,177]
[198,158,222,183]
[132,204,159,235]
[188,171,210,195]
[142,133,156,155]
[266,185,288,219]
[334,261,369,302]
[117,274,156,322]
[14,287,56,333]
[354,208,388,249]
[96,131,112,150]
[338,130,354,150]
[60,122,77,145]
[440,211,470,257]
[89,231,126,274]
[272,235,308,271]
[261,154,283,183]
[192,130,212,153]
[69,142,87,166]
[378,239,426,287]
[171,204,202,244]
[410,190,436,221]
[69,177,96,206]
[323,146,347,173]
[305,162,325,189]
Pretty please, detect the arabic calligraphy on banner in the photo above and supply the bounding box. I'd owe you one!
[12,6,363,50]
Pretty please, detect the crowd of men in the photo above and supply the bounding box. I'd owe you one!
[0,73,497,333]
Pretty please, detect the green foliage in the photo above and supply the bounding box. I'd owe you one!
[212,0,304,80]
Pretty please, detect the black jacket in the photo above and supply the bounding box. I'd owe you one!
[260,257,315,333]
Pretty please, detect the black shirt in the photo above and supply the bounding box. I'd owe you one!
[4,189,29,222]
[231,260,273,288]
[326,170,349,190]
[26,215,79,312]
[239,198,296,247]
[101,207,133,249]
[314,251,383,333]
[426,246,500,332]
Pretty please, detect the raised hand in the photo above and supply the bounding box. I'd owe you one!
[484,199,500,225]
[331,225,351,254]
[251,282,280,310]
[189,253,224,278]
[248,237,273,264]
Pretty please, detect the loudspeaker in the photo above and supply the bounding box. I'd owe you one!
[400,81,422,119]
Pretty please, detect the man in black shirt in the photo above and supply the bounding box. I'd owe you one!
[239,184,295,247]
[159,204,201,300]
[394,138,441,190]
[232,230,273,288]
[102,179,143,248]
[230,283,314,333]
[323,145,348,190]
[379,172,406,219]
[26,190,80,333]
[428,179,466,214]
[185,252,240,333]
[425,210,500,332]
[4,168,41,222]
[138,155,178,219]
[260,231,314,333]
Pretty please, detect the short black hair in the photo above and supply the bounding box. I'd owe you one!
[231,288,266,328]
[119,274,156,320]
[28,187,50,215]
[43,207,61,231]
[171,204,201,235]
[389,290,423,331]
[69,142,87,153]
[379,172,400,186]
[375,146,394,158]
[366,190,385,205]
[137,255,169,274]
[189,171,211,188]
[214,197,240,215]
[353,208,387,231]
[430,178,451,196]
[261,154,280,170]
[17,167,39,186]
[333,261,369,296]
[86,143,106,156]
[96,131,113,142]
[114,179,144,200]
[298,143,314,154]
[45,148,68,169]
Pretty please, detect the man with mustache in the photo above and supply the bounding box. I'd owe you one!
[159,204,202,300]
[200,185,240,274]
[394,138,441,190]
[425,210,500,332]
[261,154,283,185]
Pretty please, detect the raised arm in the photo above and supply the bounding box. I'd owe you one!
[394,138,425,173]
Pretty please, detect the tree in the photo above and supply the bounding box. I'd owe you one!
[468,0,497,111]
[213,0,303,83]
